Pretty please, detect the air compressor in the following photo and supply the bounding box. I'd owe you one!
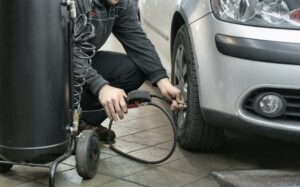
[0,0,179,187]
[0,0,102,186]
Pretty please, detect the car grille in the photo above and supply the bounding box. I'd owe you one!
[243,88,300,122]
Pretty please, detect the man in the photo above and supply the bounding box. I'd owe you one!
[75,0,184,141]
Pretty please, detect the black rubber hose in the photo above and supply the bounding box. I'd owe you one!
[150,94,172,103]
[107,102,177,164]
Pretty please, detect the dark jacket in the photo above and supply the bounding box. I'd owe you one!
[75,0,168,95]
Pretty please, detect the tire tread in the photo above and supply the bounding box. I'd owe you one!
[172,25,224,151]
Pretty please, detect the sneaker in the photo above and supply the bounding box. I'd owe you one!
[95,125,116,142]
[78,120,97,132]
[78,121,116,142]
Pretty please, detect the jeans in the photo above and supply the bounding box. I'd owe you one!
[80,51,146,125]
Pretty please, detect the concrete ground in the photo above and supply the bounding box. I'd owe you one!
[1,36,299,187]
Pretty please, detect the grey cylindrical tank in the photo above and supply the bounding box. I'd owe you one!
[0,0,71,163]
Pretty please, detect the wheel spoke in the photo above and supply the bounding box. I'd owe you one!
[179,78,184,89]
[183,83,188,100]
[182,63,187,77]
[174,63,181,81]
[174,45,188,129]
[177,46,184,68]
[174,45,186,88]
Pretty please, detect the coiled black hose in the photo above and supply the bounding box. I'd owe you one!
[82,91,178,164]
[70,13,178,164]
[72,14,96,111]
[107,91,178,164]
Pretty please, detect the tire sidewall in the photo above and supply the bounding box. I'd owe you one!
[76,130,100,179]
[171,25,200,140]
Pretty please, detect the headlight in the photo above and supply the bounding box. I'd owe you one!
[260,0,289,24]
[219,0,258,22]
[211,0,300,29]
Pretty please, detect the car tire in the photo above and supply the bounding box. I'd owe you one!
[172,25,224,151]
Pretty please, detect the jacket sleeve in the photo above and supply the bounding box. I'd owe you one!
[112,0,168,84]
[73,0,109,96]
[73,51,109,95]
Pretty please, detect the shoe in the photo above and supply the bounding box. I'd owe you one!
[78,121,116,142]
[95,125,116,142]
[78,120,97,132]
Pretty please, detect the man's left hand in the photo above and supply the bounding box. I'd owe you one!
[157,78,186,111]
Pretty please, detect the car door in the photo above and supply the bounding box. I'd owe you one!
[140,0,177,73]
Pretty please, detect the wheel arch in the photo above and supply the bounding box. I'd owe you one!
[170,11,188,55]
[170,10,204,116]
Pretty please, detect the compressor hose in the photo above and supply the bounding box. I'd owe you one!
[70,13,178,164]
[72,14,96,111]
[107,91,178,164]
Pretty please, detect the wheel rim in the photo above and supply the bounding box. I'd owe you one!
[173,44,188,130]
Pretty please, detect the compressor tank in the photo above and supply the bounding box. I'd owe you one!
[0,0,71,163]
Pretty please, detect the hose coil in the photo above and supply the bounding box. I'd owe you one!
[72,14,96,112]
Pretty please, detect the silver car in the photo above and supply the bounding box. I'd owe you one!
[138,0,300,151]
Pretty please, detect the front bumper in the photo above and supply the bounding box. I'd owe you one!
[188,13,300,135]
[203,108,300,141]
[216,34,300,65]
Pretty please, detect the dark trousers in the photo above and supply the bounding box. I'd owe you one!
[80,51,146,125]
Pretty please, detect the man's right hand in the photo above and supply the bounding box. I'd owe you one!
[98,85,128,122]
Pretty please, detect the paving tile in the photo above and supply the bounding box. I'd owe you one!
[38,169,115,187]
[154,140,186,151]
[0,174,29,186]
[155,141,174,150]
[212,169,300,187]
[125,167,199,187]
[184,177,220,187]
[201,154,259,171]
[126,106,161,118]
[113,114,137,123]
[119,131,171,146]
[154,142,196,162]
[162,157,215,177]
[63,152,116,168]
[101,115,136,126]
[128,146,190,165]
[115,115,169,131]
[14,181,47,187]
[162,154,256,177]
[100,152,117,160]
[103,106,164,125]
[111,140,148,153]
[9,163,73,180]
[97,179,146,187]
[100,144,119,155]
[63,156,77,166]
[146,125,173,136]
[98,156,150,178]
[109,125,143,138]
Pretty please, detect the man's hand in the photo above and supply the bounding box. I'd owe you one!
[157,78,186,111]
[98,85,128,122]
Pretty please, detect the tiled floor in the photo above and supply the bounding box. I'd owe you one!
[0,94,218,187]
[2,89,300,187]
[2,36,300,187]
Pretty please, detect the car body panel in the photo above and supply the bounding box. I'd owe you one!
[139,0,300,138]
[190,14,300,132]
[139,0,212,67]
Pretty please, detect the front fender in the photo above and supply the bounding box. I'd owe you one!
[179,0,212,24]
